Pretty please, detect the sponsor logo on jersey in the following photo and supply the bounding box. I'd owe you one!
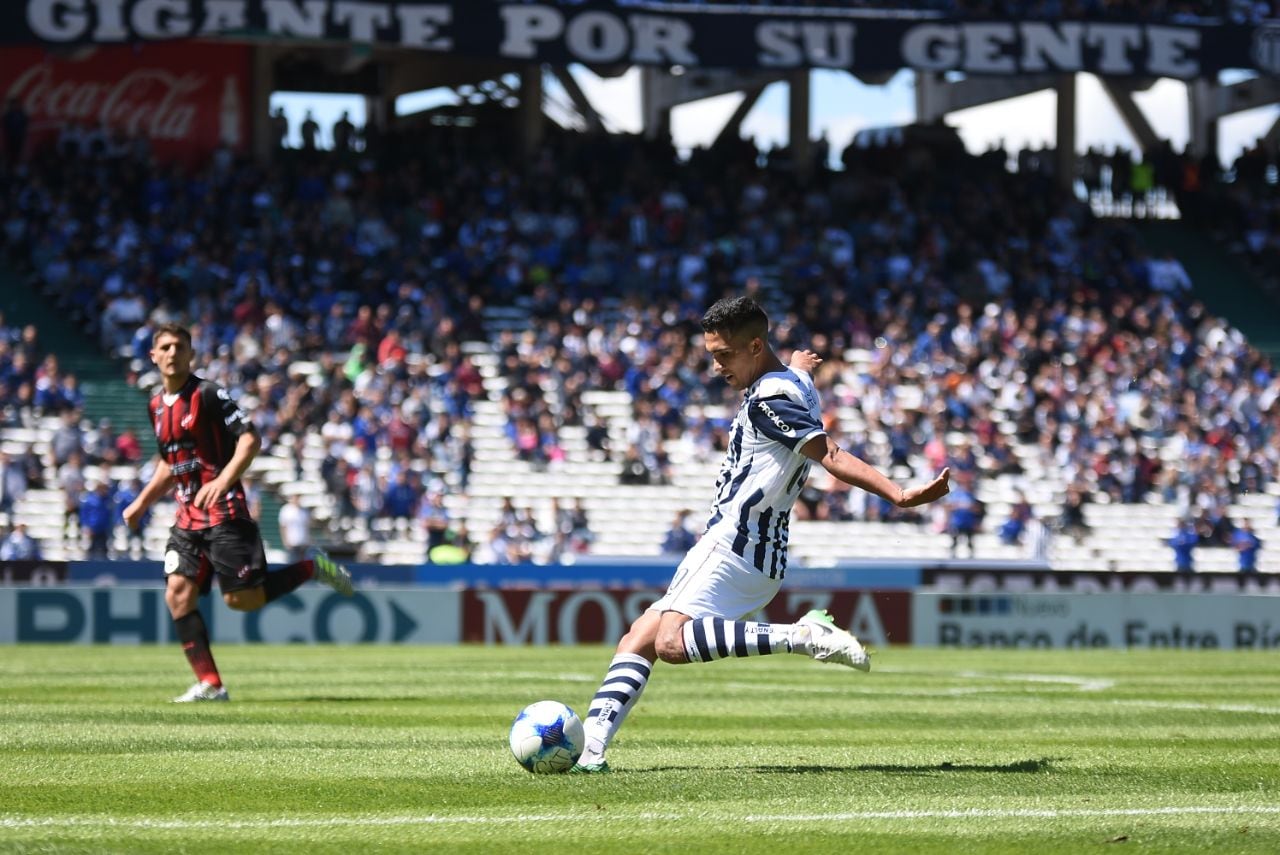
[756,400,794,434]
[170,459,203,476]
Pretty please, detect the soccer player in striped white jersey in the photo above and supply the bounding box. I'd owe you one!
[573,296,951,773]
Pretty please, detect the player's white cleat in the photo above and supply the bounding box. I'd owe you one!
[310,548,354,596]
[173,681,229,702]
[797,609,871,672]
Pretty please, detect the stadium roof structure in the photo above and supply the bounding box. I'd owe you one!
[6,0,1280,177]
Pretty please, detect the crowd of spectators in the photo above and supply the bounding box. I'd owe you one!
[0,313,83,426]
[0,304,159,559]
[1,88,1278,564]
[1190,136,1280,325]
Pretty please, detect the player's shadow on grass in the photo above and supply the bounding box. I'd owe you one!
[750,758,1060,775]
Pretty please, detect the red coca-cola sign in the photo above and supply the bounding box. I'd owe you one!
[0,41,249,163]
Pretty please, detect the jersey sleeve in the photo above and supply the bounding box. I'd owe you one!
[200,382,256,438]
[748,393,825,453]
[147,396,164,455]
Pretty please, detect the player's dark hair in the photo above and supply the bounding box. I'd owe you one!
[152,323,192,348]
[701,296,769,342]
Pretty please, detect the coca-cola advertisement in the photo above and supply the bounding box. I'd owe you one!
[0,41,249,164]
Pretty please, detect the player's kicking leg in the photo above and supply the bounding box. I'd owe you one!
[672,609,868,671]
[572,609,868,773]
[573,548,869,772]
[175,548,351,701]
[792,609,871,670]
[309,547,354,596]
[218,525,355,613]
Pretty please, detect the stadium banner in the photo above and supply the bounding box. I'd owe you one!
[63,558,926,590]
[913,592,1280,649]
[66,558,422,586]
[64,559,680,588]
[921,566,1280,594]
[0,41,250,163]
[1,2,1275,78]
[0,586,460,644]
[0,585,907,645]
[461,588,910,646]
[0,560,69,585]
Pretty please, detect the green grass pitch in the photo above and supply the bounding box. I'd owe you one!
[2,644,1279,853]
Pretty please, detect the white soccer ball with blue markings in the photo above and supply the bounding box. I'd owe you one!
[509,700,584,774]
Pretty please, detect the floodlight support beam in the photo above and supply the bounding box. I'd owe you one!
[640,66,788,142]
[713,84,766,148]
[1188,78,1221,161]
[250,45,276,163]
[1056,73,1076,190]
[552,67,605,134]
[915,71,1059,121]
[1099,79,1161,154]
[519,64,545,153]
[790,69,812,180]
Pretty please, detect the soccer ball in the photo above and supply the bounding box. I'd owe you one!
[508,700,585,774]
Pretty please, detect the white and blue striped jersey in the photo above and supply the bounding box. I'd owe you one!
[702,368,826,579]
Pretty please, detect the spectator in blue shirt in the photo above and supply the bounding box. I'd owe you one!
[418,490,452,554]
[382,470,420,521]
[79,479,116,559]
[1232,519,1262,573]
[946,472,980,558]
[113,477,149,559]
[660,509,698,555]
[998,489,1033,545]
[1168,518,1198,573]
[0,522,41,561]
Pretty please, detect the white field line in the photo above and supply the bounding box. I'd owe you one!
[3,805,1280,830]
[1111,699,1280,715]
[944,670,1115,691]
[720,669,1115,696]
[718,682,1048,697]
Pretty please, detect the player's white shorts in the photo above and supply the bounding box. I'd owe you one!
[649,536,781,620]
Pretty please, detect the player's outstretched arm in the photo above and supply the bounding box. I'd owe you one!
[788,348,823,376]
[123,458,174,530]
[802,435,950,508]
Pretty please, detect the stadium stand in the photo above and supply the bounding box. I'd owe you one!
[1,104,1277,574]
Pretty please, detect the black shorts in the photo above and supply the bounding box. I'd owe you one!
[164,519,268,594]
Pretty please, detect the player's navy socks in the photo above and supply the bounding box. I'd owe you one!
[681,618,793,662]
[174,610,221,687]
[263,559,315,603]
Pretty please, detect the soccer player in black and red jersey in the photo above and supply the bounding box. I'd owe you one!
[122,323,353,702]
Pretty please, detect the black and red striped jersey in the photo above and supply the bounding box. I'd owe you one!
[149,375,256,530]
